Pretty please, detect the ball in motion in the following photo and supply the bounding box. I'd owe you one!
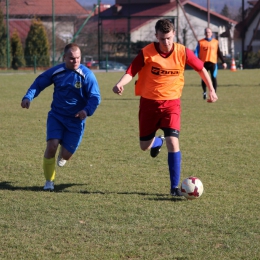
[181,176,204,199]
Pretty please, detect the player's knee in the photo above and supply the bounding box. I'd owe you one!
[46,140,59,155]
[62,154,72,161]
[140,144,150,151]
[140,141,152,151]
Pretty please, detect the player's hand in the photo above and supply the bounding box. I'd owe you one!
[21,99,30,109]
[223,63,227,69]
[207,91,218,103]
[112,85,124,95]
[75,110,87,120]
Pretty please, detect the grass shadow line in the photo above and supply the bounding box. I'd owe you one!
[0,181,84,192]
[0,182,185,201]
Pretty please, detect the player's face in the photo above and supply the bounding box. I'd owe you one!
[155,30,175,53]
[64,48,81,70]
[205,29,212,39]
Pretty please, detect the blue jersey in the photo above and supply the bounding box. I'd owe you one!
[23,63,101,117]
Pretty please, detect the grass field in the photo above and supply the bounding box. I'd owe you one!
[0,69,259,259]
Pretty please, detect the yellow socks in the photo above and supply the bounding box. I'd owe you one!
[43,157,56,181]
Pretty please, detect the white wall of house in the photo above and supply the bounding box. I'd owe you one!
[42,21,74,60]
[43,21,74,43]
[130,20,158,43]
[179,5,233,54]
[130,4,234,55]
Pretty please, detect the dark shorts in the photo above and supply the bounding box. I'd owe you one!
[46,111,86,154]
[139,97,181,141]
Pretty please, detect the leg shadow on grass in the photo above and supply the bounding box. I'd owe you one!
[0,181,84,192]
[117,191,184,202]
[81,190,184,202]
[0,181,185,201]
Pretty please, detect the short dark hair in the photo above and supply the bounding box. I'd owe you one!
[64,43,80,54]
[155,19,175,34]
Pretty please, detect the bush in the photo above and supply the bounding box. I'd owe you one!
[11,29,25,69]
[24,18,50,67]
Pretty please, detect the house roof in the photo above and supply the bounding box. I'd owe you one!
[9,19,32,44]
[235,0,260,35]
[1,0,90,45]
[84,0,237,34]
[185,1,237,24]
[247,1,258,6]
[1,0,89,17]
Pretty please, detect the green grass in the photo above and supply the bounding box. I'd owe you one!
[0,69,259,259]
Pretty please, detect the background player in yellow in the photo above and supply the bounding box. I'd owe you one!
[195,27,227,99]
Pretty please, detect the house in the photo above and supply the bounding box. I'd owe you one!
[0,0,89,56]
[1,0,240,66]
[83,0,237,64]
[235,0,260,65]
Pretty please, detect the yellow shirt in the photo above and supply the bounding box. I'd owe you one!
[198,38,218,63]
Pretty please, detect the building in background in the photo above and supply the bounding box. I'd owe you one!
[235,0,260,67]
[1,0,89,61]
[82,0,237,65]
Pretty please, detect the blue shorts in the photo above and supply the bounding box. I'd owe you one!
[46,111,86,154]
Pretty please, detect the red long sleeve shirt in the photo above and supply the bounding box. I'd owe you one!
[126,42,204,77]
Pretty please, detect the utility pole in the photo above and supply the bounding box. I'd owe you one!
[207,0,210,27]
[177,0,179,43]
[6,0,10,68]
[241,0,245,66]
[98,0,101,66]
[52,0,55,66]
[176,0,198,41]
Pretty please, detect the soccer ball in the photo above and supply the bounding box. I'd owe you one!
[181,176,204,199]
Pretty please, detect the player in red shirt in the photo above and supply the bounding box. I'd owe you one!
[112,19,217,196]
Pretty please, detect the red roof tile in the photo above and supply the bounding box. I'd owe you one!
[9,19,31,43]
[187,1,237,24]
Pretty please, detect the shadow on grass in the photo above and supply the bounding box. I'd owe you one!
[117,191,184,202]
[0,181,84,192]
[0,181,185,201]
[146,196,185,202]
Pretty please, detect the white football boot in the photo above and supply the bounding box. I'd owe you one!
[57,152,67,167]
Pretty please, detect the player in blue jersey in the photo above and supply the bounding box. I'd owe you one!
[21,43,101,191]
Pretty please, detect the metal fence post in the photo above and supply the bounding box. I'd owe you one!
[34,56,36,74]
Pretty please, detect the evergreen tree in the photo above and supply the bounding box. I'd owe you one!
[234,7,243,22]
[0,8,7,67]
[220,4,230,18]
[24,18,50,67]
[11,29,25,69]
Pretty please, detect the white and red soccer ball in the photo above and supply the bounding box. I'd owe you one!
[181,176,204,199]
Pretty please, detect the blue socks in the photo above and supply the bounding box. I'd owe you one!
[152,136,163,148]
[168,151,181,189]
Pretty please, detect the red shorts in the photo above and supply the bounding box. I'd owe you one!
[139,97,181,139]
